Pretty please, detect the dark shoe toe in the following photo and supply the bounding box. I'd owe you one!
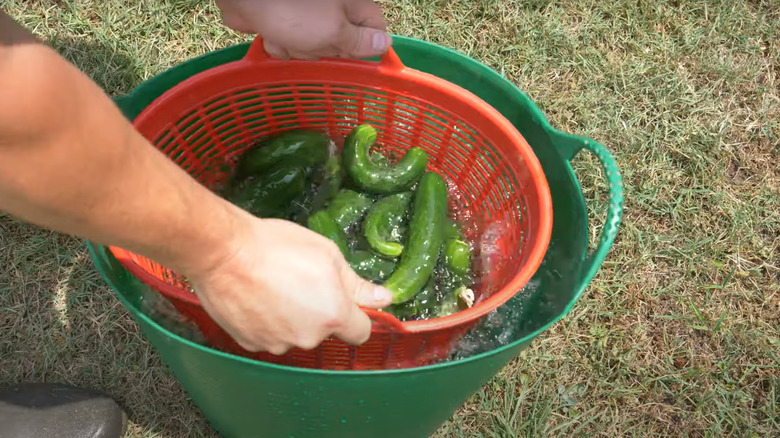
[0,383,127,438]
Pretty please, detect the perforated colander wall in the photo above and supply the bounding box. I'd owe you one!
[133,82,530,300]
[111,51,551,370]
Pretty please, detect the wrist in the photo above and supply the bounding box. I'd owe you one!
[157,196,255,282]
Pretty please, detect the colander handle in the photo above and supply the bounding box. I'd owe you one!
[558,135,624,281]
[364,308,407,332]
[244,35,406,71]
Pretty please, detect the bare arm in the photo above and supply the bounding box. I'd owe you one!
[0,11,241,276]
[0,7,392,354]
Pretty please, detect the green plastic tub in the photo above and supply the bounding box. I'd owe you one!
[90,35,623,438]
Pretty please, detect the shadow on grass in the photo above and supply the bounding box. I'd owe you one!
[44,33,142,97]
[0,214,218,437]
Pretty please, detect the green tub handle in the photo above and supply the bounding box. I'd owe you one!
[579,139,624,282]
[551,131,624,284]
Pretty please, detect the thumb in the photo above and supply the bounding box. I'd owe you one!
[339,24,392,59]
[340,264,393,308]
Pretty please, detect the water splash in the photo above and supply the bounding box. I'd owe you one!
[444,277,539,362]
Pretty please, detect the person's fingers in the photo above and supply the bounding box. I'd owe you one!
[287,51,322,61]
[332,302,373,345]
[268,44,340,61]
[337,23,392,59]
[329,255,390,344]
[288,48,344,61]
[264,40,291,60]
[356,279,393,308]
[344,0,388,30]
[339,262,393,308]
[236,337,292,355]
[343,0,391,59]
[218,8,254,34]
[338,0,392,60]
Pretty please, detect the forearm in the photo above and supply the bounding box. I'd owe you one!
[0,13,245,275]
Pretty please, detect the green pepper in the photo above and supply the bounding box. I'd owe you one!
[235,129,331,179]
[307,212,397,283]
[309,155,343,211]
[326,189,374,229]
[342,124,428,194]
[227,166,307,218]
[413,277,440,319]
[383,172,448,304]
[387,276,436,320]
[434,285,468,318]
[444,238,472,276]
[349,250,397,283]
[306,210,350,257]
[370,149,391,168]
[386,299,417,320]
[434,241,474,318]
[444,218,464,241]
[364,192,412,258]
[289,155,343,225]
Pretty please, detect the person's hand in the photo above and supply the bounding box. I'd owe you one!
[215,0,392,60]
[185,211,393,354]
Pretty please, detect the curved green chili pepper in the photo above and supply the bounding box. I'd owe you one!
[383,172,448,304]
[364,192,413,258]
[342,124,428,194]
[307,211,398,284]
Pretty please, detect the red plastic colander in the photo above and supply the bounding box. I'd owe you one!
[109,36,553,370]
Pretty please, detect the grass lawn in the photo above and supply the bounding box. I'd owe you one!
[1,0,778,436]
